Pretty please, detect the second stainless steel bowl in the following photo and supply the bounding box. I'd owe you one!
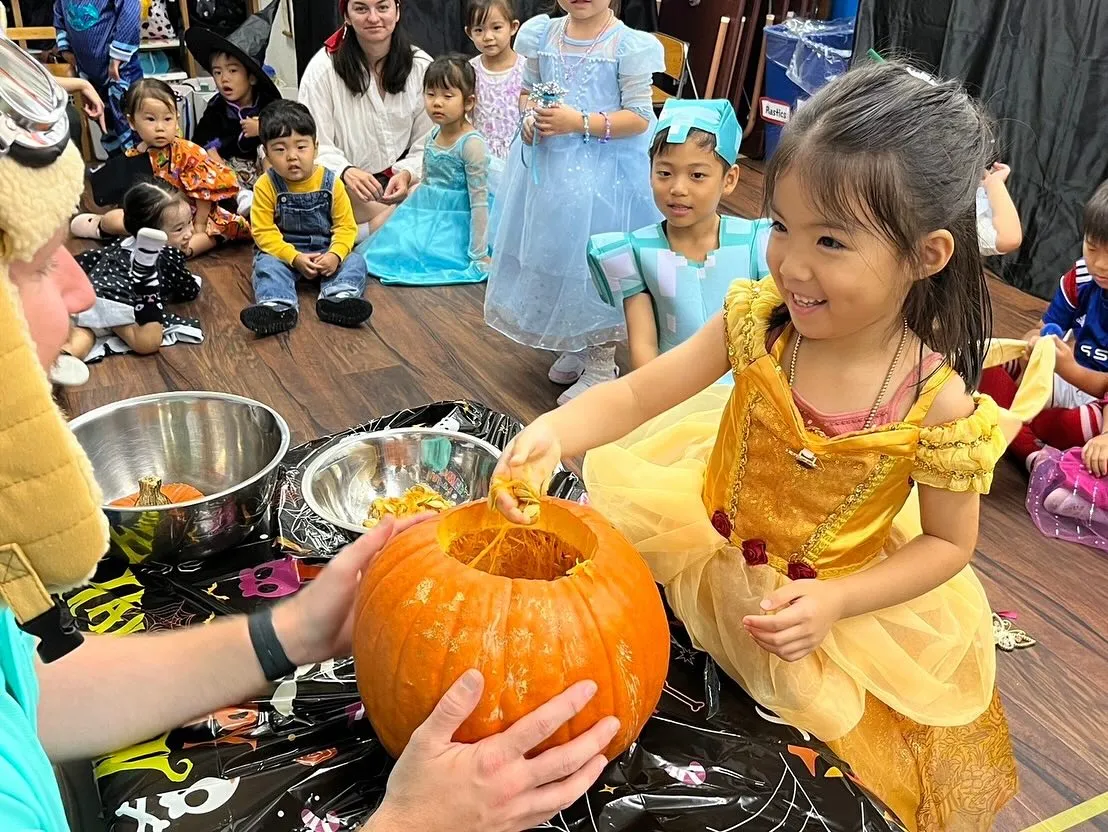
[301,429,501,536]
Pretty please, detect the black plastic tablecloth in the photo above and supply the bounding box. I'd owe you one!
[69,401,904,832]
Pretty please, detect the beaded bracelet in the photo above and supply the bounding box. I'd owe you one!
[582,112,592,144]
[599,111,612,143]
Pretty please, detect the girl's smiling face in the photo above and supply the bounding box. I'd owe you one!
[159,200,194,250]
[767,168,911,342]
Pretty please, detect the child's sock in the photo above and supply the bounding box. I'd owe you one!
[1044,486,1108,526]
[130,229,168,326]
[557,344,617,406]
[355,222,372,244]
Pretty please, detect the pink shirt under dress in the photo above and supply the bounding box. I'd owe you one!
[791,352,947,436]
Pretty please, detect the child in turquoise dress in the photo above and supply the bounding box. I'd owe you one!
[588,99,770,377]
[484,0,664,405]
[362,55,495,286]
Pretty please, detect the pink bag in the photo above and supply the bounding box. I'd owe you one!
[1026,447,1108,553]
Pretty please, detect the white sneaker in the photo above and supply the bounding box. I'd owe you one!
[557,364,618,406]
[49,354,89,387]
[236,189,255,216]
[548,351,586,385]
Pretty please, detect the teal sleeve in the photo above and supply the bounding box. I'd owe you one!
[588,232,643,307]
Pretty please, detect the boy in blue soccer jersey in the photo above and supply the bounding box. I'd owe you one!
[587,99,769,377]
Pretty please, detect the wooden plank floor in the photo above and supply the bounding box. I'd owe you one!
[61,166,1107,831]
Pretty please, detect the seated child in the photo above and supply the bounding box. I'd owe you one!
[588,99,769,374]
[979,179,1108,469]
[64,182,202,363]
[361,55,494,286]
[71,79,251,258]
[977,161,1022,256]
[240,101,373,336]
[185,11,283,195]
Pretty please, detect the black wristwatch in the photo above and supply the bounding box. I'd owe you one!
[248,606,297,682]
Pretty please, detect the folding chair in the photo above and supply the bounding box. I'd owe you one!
[651,32,696,108]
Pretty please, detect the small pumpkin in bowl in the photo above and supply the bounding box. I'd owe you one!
[352,491,670,759]
[109,476,204,508]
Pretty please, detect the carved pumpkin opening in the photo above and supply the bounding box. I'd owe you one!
[437,501,598,581]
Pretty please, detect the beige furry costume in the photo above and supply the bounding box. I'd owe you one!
[0,144,109,626]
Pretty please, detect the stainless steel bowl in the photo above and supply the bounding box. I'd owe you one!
[68,391,291,564]
[302,429,501,536]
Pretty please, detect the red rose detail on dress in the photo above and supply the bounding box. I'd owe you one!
[711,510,732,538]
[741,539,768,566]
[787,561,818,581]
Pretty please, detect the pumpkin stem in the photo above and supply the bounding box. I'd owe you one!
[135,476,172,507]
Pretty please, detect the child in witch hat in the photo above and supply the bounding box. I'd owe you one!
[185,3,283,208]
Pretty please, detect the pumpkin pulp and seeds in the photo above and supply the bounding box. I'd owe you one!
[442,478,594,581]
[363,484,456,529]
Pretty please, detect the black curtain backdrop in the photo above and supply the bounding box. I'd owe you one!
[854,0,1108,299]
[293,0,656,77]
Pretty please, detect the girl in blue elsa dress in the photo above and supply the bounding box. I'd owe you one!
[363,55,496,287]
[484,0,664,405]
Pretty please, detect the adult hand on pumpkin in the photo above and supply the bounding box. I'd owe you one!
[493,421,562,524]
[271,515,430,666]
[368,670,619,832]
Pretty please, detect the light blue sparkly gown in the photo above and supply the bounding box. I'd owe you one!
[363,127,494,286]
[484,15,664,351]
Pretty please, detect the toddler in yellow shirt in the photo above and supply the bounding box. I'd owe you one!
[241,101,373,336]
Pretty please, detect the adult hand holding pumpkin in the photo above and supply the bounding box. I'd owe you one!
[271,514,429,667]
[493,421,563,524]
[367,671,618,832]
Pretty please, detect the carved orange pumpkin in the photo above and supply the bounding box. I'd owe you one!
[109,477,205,508]
[352,497,670,758]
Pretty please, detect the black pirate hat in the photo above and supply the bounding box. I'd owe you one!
[185,2,281,104]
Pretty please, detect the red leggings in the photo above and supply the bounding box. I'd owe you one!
[978,366,1103,464]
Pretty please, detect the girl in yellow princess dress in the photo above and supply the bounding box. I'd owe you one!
[493,62,1056,831]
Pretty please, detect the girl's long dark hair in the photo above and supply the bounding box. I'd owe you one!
[764,61,994,386]
[333,1,416,97]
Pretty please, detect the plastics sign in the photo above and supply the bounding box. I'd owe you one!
[760,97,791,126]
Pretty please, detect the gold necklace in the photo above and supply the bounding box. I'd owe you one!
[787,318,910,433]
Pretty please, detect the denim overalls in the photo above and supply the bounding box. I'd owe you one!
[252,168,367,308]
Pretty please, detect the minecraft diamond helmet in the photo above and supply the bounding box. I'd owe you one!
[653,99,741,166]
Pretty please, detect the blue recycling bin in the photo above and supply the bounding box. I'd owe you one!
[762,17,855,159]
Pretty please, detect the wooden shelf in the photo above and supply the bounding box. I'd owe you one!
[140,38,182,51]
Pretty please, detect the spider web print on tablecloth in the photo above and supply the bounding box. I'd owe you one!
[71,400,904,832]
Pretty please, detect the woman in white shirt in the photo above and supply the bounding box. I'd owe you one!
[298,0,434,228]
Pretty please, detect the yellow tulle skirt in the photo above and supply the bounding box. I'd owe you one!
[583,386,1018,831]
